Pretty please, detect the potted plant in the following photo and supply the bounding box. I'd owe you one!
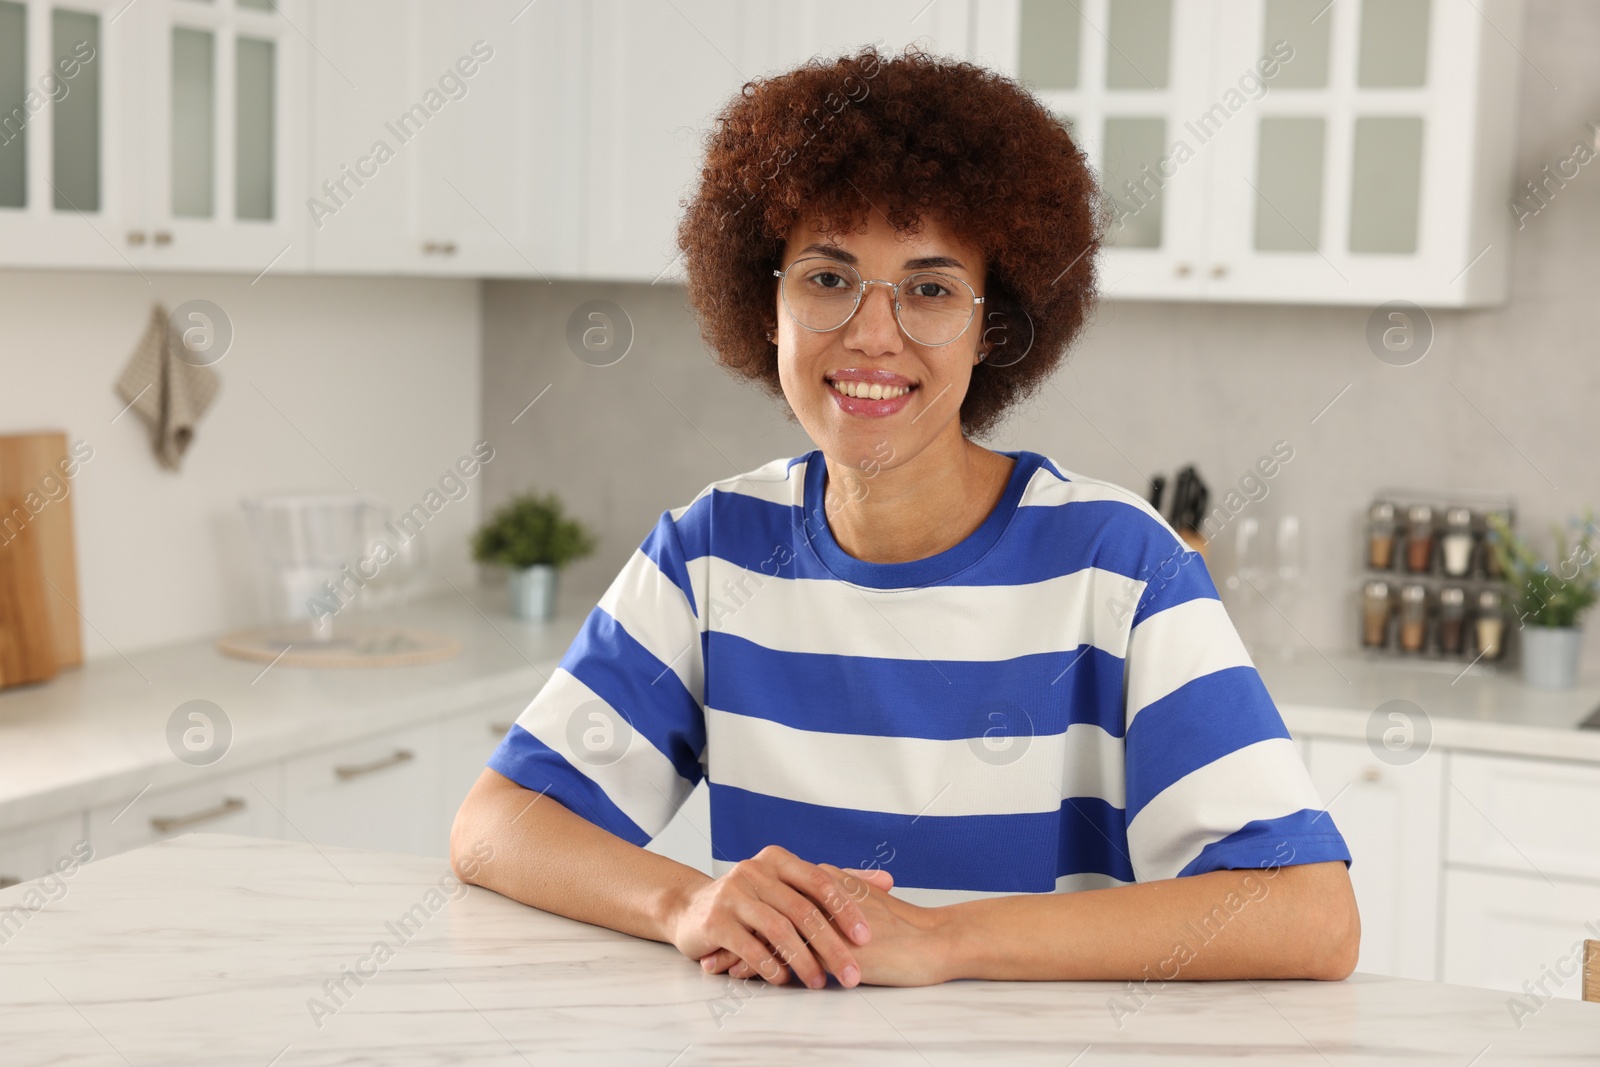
[1486,511,1598,689]
[471,491,598,620]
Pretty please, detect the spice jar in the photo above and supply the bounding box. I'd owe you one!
[1361,580,1393,648]
[1482,510,1510,578]
[1405,504,1435,573]
[1368,502,1397,570]
[1475,589,1505,659]
[1441,507,1475,578]
[1438,586,1467,655]
[1398,583,1428,653]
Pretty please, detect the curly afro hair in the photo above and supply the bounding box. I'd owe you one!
[676,43,1104,440]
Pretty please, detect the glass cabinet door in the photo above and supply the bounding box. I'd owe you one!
[1201,0,1496,304]
[141,0,306,271]
[0,0,140,268]
[1002,0,1217,298]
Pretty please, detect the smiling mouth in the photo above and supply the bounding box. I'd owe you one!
[827,379,917,400]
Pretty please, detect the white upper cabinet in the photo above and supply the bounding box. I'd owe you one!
[0,0,307,273]
[139,0,309,272]
[0,0,138,269]
[308,0,581,278]
[0,0,1525,297]
[977,0,1524,305]
[580,0,763,283]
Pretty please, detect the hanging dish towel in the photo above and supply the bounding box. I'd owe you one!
[114,303,221,471]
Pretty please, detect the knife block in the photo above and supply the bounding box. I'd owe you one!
[0,432,85,689]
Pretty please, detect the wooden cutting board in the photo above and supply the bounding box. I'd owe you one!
[0,431,85,688]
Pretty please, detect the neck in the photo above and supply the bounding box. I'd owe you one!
[821,429,1015,564]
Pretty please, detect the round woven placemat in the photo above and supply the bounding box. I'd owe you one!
[216,626,461,669]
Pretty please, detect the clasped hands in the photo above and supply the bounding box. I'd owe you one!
[666,844,951,989]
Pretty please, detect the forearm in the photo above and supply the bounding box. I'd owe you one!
[449,768,710,944]
[936,861,1359,983]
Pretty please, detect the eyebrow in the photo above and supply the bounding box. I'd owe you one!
[796,242,968,272]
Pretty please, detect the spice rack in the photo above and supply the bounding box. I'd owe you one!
[1358,489,1517,672]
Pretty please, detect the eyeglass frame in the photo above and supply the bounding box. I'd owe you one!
[771,256,986,347]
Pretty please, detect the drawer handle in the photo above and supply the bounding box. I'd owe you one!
[334,748,414,781]
[150,796,246,833]
[488,722,515,736]
[153,230,173,246]
[0,876,21,890]
[127,230,147,246]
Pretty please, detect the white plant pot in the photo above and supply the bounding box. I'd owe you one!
[507,564,559,621]
[1519,626,1582,690]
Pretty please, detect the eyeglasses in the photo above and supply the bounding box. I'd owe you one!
[772,256,984,347]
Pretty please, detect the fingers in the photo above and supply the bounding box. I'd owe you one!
[835,864,894,892]
[758,878,864,988]
[760,847,875,948]
[694,848,889,990]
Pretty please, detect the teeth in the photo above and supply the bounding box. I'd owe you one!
[831,380,910,400]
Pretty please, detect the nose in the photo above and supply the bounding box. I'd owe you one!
[843,279,903,354]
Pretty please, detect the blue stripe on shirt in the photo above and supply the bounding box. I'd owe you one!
[1123,666,1290,821]
[487,724,650,846]
[561,607,706,786]
[641,510,700,617]
[704,630,1128,739]
[708,783,1135,890]
[1176,808,1353,876]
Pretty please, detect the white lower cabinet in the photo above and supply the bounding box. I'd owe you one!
[1442,868,1600,1001]
[440,699,524,828]
[1303,735,1443,981]
[0,812,88,889]
[1447,752,1600,884]
[88,764,285,859]
[282,721,444,858]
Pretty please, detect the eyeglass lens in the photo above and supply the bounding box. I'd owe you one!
[780,257,976,346]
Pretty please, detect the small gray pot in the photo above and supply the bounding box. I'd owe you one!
[507,564,559,621]
[1519,626,1582,690]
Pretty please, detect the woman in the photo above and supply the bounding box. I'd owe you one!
[452,44,1357,990]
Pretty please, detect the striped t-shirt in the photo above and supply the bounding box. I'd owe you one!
[488,450,1350,905]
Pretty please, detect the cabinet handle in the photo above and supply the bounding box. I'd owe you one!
[0,876,20,890]
[153,231,173,246]
[440,241,457,255]
[1209,263,1228,279]
[334,748,414,781]
[423,240,458,256]
[1174,262,1192,277]
[127,230,147,245]
[1361,765,1382,782]
[150,796,246,833]
[488,722,515,735]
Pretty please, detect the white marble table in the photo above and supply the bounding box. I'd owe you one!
[2,835,1596,1066]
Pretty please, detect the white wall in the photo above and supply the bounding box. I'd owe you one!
[0,270,482,659]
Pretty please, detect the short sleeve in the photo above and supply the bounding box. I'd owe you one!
[486,509,706,846]
[1119,531,1351,881]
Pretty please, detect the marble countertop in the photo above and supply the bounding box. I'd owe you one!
[0,585,588,834]
[1,833,1595,1066]
[3,583,1599,836]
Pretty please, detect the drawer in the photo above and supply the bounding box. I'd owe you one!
[1442,867,1600,999]
[89,765,286,859]
[0,813,89,890]
[1447,753,1600,883]
[283,722,444,858]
